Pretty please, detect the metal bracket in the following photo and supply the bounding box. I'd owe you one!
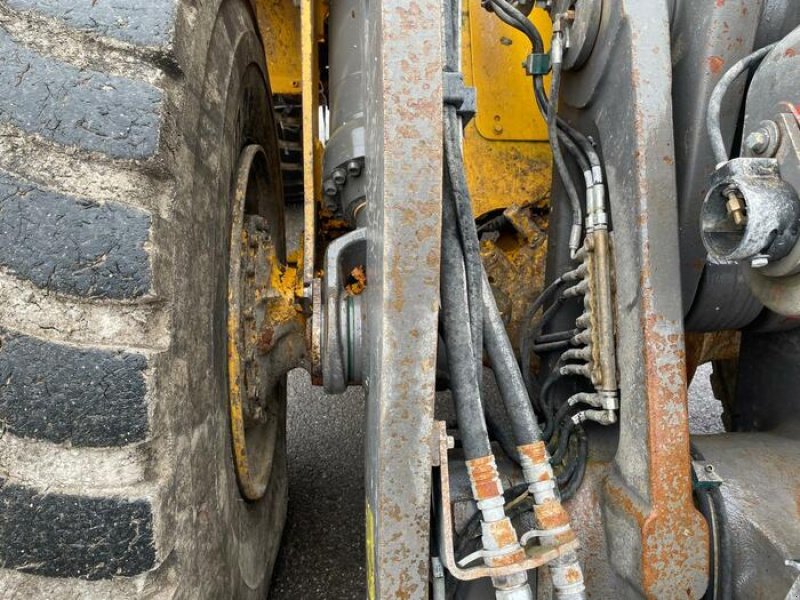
[313,227,367,394]
[691,460,724,491]
[434,421,579,582]
[443,71,477,123]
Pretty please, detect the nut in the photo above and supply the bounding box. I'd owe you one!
[745,129,770,155]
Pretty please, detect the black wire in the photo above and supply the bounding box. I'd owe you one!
[691,444,732,600]
[559,426,587,501]
[538,367,563,427]
[537,329,578,344]
[548,418,575,464]
[531,339,571,353]
[519,277,565,399]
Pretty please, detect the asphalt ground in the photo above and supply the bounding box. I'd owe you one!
[269,207,724,598]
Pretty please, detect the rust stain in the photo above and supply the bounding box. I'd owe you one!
[518,441,547,465]
[257,327,274,353]
[345,265,367,296]
[785,48,798,58]
[715,0,725,6]
[708,55,725,74]
[466,455,503,500]
[485,519,518,548]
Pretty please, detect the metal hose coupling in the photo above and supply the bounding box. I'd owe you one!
[466,454,533,599]
[517,441,587,600]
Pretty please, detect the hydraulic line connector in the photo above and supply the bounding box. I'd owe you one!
[517,441,587,600]
[465,455,532,599]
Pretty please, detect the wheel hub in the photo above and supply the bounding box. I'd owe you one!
[227,145,304,501]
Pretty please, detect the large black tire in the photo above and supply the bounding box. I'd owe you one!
[0,0,287,597]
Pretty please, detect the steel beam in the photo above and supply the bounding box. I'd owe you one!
[362,0,443,597]
[558,1,709,596]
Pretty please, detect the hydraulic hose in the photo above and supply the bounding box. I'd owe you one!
[482,268,544,446]
[444,109,484,375]
[547,38,583,255]
[441,194,492,460]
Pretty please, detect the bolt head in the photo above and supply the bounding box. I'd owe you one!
[745,129,770,155]
[751,255,770,269]
[323,180,338,197]
[332,169,347,185]
[346,160,362,177]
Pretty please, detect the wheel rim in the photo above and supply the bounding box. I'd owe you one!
[227,144,281,501]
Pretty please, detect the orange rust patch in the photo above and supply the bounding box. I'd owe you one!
[708,55,725,74]
[518,441,548,465]
[534,500,570,529]
[485,519,519,548]
[466,456,503,500]
[785,48,797,58]
[564,566,583,584]
[487,548,527,567]
[345,265,367,296]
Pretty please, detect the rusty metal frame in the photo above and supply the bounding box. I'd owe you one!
[362,0,444,596]
[556,1,709,596]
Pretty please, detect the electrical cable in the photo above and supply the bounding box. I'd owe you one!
[706,42,777,165]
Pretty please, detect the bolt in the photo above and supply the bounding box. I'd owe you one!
[332,168,347,186]
[446,436,455,449]
[346,160,362,177]
[724,187,747,226]
[751,255,769,269]
[323,179,338,197]
[705,464,715,473]
[745,128,771,155]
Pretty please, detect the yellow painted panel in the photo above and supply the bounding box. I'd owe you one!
[467,0,551,141]
[462,1,552,217]
[256,0,302,96]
